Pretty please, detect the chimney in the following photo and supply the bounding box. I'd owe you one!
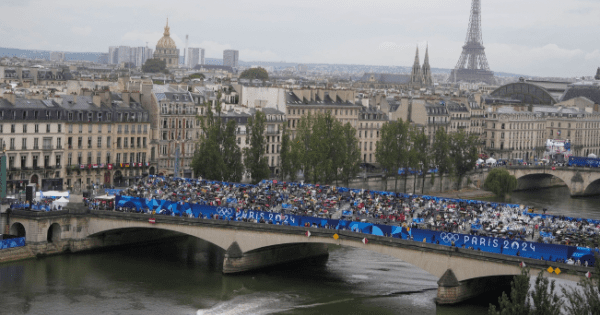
[122,91,130,106]
[92,94,102,107]
[3,92,16,104]
[73,94,77,104]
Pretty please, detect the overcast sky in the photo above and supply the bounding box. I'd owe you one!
[1,0,599,77]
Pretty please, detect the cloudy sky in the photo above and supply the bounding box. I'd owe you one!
[1,0,599,77]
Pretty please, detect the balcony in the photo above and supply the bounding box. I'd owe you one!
[33,146,39,150]
[33,166,40,170]
[266,130,280,135]
[56,145,63,149]
[78,145,83,149]
[9,146,15,150]
[42,145,54,150]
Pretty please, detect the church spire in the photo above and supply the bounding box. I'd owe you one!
[410,45,423,88]
[422,44,433,86]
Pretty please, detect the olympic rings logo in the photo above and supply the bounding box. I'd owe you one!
[440,232,460,243]
[217,207,234,216]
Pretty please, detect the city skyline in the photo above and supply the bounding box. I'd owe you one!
[1,0,599,77]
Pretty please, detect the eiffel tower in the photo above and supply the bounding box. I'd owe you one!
[448,0,495,85]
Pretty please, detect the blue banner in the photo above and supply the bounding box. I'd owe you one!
[0,237,25,250]
[114,196,597,266]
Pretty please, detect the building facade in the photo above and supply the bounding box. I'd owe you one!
[0,96,66,193]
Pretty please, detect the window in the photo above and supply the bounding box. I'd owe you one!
[106,152,111,164]
[107,125,111,133]
[124,138,128,148]
[77,136,82,149]
[33,138,38,150]
[97,136,102,148]
[46,124,50,133]
[97,152,101,164]
[87,152,92,164]
[68,153,72,166]
[68,125,73,133]
[21,138,26,150]
[79,124,83,133]
[22,124,27,133]
[10,124,15,133]
[68,113,73,120]
[58,124,62,133]
[87,137,92,148]
[107,136,111,148]
[88,124,92,133]
[116,153,121,164]
[77,152,82,165]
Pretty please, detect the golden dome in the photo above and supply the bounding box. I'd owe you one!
[156,18,177,49]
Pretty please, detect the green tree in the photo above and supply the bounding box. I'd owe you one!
[339,122,361,186]
[410,126,429,194]
[432,127,452,192]
[489,268,563,315]
[450,129,479,190]
[142,58,166,73]
[375,119,410,192]
[484,168,518,199]
[561,255,600,315]
[243,111,271,184]
[222,120,244,182]
[489,268,531,315]
[529,271,563,315]
[191,91,243,182]
[239,67,269,80]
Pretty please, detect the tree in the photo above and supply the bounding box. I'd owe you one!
[191,91,243,182]
[243,111,271,184]
[239,67,269,81]
[489,268,563,315]
[561,254,600,315]
[484,168,518,199]
[339,122,361,186]
[142,58,166,73]
[432,127,452,192]
[450,129,479,190]
[410,126,429,194]
[489,268,531,315]
[375,119,410,192]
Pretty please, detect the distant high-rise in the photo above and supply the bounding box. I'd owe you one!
[186,48,200,68]
[49,51,65,62]
[108,46,119,64]
[595,67,600,80]
[448,0,495,84]
[223,50,239,68]
[199,48,205,66]
[118,46,131,65]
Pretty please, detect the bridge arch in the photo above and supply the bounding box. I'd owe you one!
[47,223,61,243]
[10,222,26,238]
[583,178,600,196]
[513,172,569,191]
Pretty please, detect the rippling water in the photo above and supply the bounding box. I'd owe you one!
[0,187,597,315]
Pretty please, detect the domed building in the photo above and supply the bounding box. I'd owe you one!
[153,19,179,69]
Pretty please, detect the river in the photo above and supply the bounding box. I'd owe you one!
[0,187,597,315]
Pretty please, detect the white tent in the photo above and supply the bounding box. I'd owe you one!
[476,158,485,164]
[52,197,69,209]
[588,153,598,158]
[486,158,497,164]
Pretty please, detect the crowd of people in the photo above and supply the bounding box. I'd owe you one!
[113,176,600,250]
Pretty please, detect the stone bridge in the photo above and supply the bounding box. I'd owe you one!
[502,166,600,197]
[4,209,592,305]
